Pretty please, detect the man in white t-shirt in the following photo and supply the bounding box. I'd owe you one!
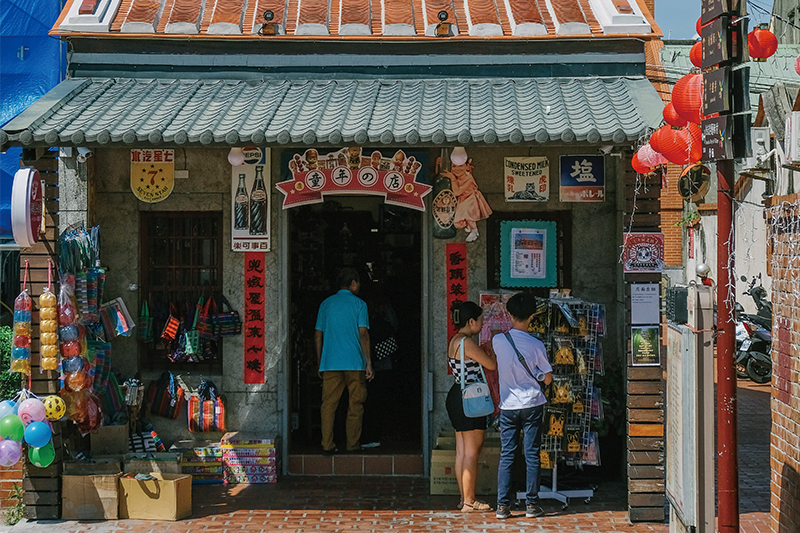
[492,293,553,520]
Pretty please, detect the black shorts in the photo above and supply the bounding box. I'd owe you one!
[446,382,488,432]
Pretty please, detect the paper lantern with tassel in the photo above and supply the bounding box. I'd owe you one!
[748,25,778,62]
[649,125,672,155]
[672,73,704,125]
[659,128,691,166]
[690,41,703,68]
[686,123,703,164]
[638,144,668,168]
[664,102,688,129]
[631,153,651,174]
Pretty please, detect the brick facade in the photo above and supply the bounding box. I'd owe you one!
[765,194,800,532]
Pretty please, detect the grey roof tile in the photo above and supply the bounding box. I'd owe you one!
[2,76,662,148]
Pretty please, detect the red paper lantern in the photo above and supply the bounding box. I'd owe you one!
[690,41,703,68]
[748,25,778,62]
[638,144,666,168]
[672,73,704,125]
[660,127,691,166]
[795,55,800,76]
[649,125,670,154]
[631,153,651,174]
[696,17,710,36]
[686,123,703,164]
[664,102,688,129]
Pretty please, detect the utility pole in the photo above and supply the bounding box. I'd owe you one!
[700,1,751,531]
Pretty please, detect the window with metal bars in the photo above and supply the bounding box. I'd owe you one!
[139,212,223,369]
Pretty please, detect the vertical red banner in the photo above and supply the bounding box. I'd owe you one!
[446,242,468,345]
[244,252,266,384]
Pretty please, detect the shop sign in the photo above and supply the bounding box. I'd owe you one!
[11,167,43,248]
[446,243,468,344]
[504,157,549,202]
[622,232,665,273]
[559,155,604,202]
[275,148,431,211]
[130,149,174,203]
[231,147,271,252]
[244,252,266,384]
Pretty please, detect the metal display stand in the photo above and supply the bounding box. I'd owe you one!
[516,298,603,509]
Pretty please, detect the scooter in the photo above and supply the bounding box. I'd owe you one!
[735,275,773,384]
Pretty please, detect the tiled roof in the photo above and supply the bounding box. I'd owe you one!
[56,0,658,37]
[0,77,662,148]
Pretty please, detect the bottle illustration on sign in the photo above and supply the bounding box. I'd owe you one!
[432,148,457,239]
[234,174,249,230]
[249,165,267,236]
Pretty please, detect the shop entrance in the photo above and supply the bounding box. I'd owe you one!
[288,196,422,455]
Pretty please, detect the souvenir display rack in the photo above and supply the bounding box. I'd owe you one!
[517,297,605,509]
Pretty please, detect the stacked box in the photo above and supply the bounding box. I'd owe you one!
[430,429,500,496]
[220,433,279,484]
[181,445,224,484]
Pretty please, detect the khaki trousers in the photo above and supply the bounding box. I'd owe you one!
[320,370,367,452]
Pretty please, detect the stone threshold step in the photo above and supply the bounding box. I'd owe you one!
[288,453,423,476]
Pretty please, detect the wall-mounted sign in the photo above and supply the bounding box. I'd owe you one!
[622,232,665,273]
[702,114,750,161]
[702,65,750,116]
[446,242,468,344]
[632,326,661,366]
[11,167,43,248]
[631,283,661,325]
[130,149,174,203]
[244,252,266,384]
[559,155,605,202]
[499,220,557,288]
[231,147,271,252]
[504,157,549,202]
[276,148,431,211]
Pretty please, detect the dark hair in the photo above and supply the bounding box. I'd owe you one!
[453,301,482,328]
[336,267,360,289]
[506,293,537,321]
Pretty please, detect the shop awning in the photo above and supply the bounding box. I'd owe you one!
[1,77,663,149]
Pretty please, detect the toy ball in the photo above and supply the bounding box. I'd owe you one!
[24,421,52,448]
[13,335,30,348]
[0,440,22,467]
[0,415,24,442]
[43,396,66,421]
[40,332,58,346]
[62,356,84,374]
[39,292,56,308]
[65,372,87,392]
[59,325,79,342]
[11,347,29,360]
[40,319,58,333]
[41,358,59,371]
[39,306,56,320]
[13,310,31,323]
[28,442,55,468]
[0,400,16,420]
[60,340,81,358]
[41,344,59,359]
[18,399,47,425]
[13,322,29,336]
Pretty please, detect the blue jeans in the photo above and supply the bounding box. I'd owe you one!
[496,404,545,507]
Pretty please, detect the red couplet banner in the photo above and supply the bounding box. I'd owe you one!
[244,252,266,384]
[446,243,468,363]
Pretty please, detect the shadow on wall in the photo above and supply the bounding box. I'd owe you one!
[778,462,800,530]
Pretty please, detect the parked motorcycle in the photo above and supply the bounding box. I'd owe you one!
[735,274,772,384]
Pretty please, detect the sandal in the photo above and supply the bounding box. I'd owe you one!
[462,500,493,512]
[457,500,464,511]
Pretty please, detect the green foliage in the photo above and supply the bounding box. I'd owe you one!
[0,327,22,401]
[674,209,700,227]
[2,483,24,526]
[592,355,626,437]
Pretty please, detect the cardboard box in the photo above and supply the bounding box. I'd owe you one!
[92,425,129,455]
[63,457,122,475]
[124,452,182,474]
[62,474,121,520]
[429,447,500,496]
[119,473,192,520]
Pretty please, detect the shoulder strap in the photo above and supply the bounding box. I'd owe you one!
[460,337,487,390]
[504,331,537,381]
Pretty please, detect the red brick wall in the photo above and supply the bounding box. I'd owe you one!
[766,194,800,532]
[0,461,22,508]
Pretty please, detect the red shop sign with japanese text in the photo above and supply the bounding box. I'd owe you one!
[244,252,266,384]
[276,147,432,211]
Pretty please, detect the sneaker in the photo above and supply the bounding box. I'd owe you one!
[526,504,544,518]
[322,446,338,456]
[496,505,511,520]
[361,441,381,449]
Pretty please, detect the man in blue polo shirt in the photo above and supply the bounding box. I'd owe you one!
[315,268,374,454]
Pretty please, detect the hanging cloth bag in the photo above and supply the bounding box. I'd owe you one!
[197,296,217,340]
[188,379,226,432]
[161,303,180,341]
[137,300,153,343]
[146,371,186,419]
[459,338,494,418]
[183,297,202,355]
[213,295,242,337]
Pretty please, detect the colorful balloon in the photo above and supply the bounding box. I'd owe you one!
[17,398,47,425]
[0,440,22,467]
[24,421,52,448]
[28,442,55,468]
[0,400,16,420]
[43,396,66,421]
[0,415,24,442]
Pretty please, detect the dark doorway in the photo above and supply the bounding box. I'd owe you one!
[288,197,422,454]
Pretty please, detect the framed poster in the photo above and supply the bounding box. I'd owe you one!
[232,147,271,252]
[499,220,557,288]
[631,326,661,366]
[504,157,549,201]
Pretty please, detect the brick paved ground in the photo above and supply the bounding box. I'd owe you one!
[4,377,773,532]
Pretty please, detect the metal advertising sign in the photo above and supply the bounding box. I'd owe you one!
[559,155,604,202]
[276,147,431,211]
[622,232,665,273]
[231,147,271,252]
[504,157,549,202]
[130,149,175,203]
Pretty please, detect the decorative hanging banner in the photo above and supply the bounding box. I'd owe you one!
[504,157,550,202]
[130,149,175,203]
[276,148,432,211]
[244,252,266,384]
[446,243,468,343]
[622,232,665,273]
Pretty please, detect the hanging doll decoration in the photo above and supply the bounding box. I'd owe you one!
[439,147,492,242]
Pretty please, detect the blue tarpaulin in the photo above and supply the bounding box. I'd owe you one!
[0,0,64,239]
